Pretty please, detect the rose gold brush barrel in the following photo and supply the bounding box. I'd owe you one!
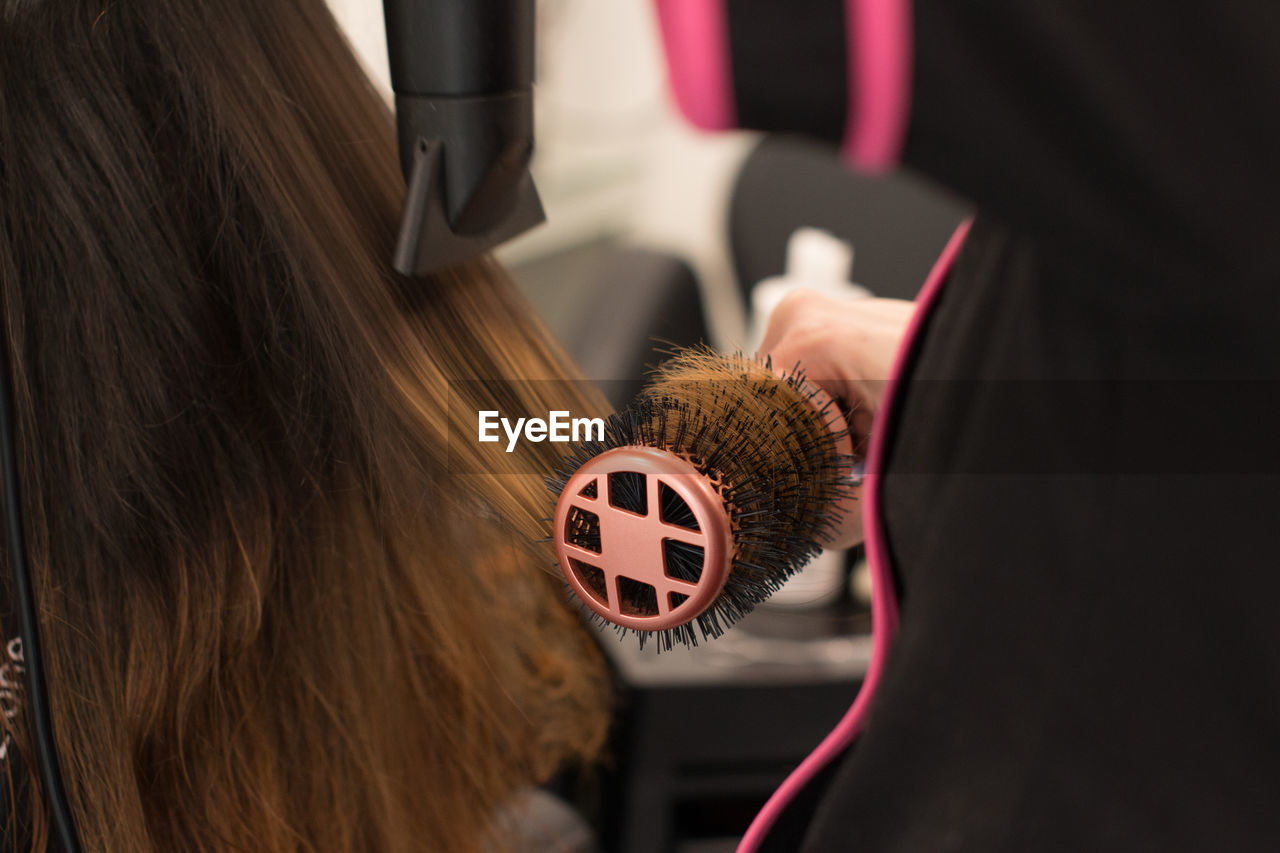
[554,447,734,631]
[553,384,856,633]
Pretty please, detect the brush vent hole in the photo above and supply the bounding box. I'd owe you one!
[662,539,705,584]
[616,576,658,616]
[570,559,608,606]
[577,480,598,499]
[658,482,700,531]
[669,592,690,610]
[608,471,647,515]
[565,507,601,554]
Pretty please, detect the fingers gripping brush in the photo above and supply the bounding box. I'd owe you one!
[547,349,859,650]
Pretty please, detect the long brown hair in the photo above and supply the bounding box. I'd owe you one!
[0,0,610,849]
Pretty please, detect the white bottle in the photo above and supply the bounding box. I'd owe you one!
[750,228,871,609]
[747,228,872,352]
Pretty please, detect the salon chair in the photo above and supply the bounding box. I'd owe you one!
[513,134,966,853]
[514,244,707,410]
[498,788,598,853]
[727,135,968,303]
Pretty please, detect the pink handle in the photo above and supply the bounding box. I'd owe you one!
[841,0,914,172]
[653,0,736,132]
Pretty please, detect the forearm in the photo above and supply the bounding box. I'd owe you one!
[654,0,1280,278]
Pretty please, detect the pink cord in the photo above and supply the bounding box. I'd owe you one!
[737,220,972,852]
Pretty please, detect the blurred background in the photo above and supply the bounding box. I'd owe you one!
[329,2,968,850]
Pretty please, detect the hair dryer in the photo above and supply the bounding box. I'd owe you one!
[382,0,545,275]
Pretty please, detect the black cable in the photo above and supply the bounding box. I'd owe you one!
[0,343,83,853]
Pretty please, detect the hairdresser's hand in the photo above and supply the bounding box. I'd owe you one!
[761,291,914,448]
[760,291,915,546]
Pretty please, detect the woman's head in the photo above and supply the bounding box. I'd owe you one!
[0,0,609,850]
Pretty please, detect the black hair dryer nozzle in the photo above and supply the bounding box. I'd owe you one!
[383,0,544,276]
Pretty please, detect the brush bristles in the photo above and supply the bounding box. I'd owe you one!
[547,348,855,650]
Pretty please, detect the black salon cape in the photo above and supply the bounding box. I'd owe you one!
[759,0,1280,850]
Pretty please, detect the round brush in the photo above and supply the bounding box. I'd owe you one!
[547,348,859,649]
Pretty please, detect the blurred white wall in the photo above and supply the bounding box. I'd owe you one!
[325,0,392,101]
